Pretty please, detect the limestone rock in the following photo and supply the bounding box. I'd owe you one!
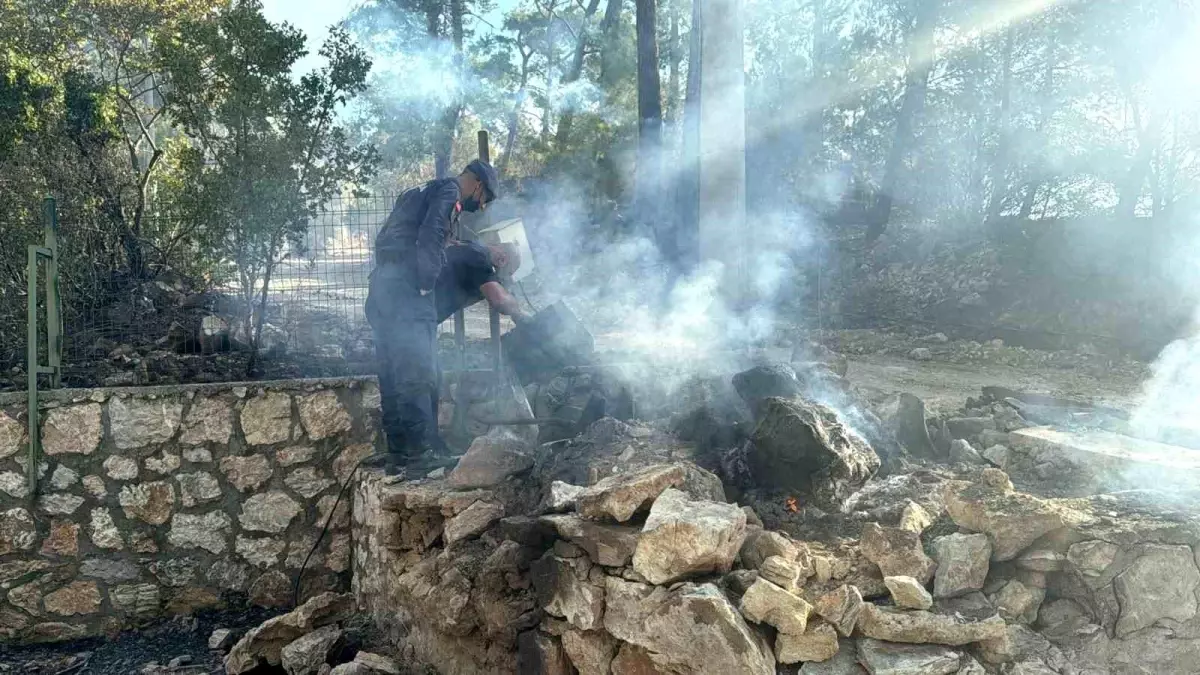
[856,639,960,675]
[982,444,1009,468]
[0,471,27,499]
[49,465,79,490]
[150,557,201,587]
[110,584,159,616]
[946,417,995,440]
[978,468,1013,492]
[541,514,640,567]
[168,511,232,554]
[248,571,292,608]
[532,553,605,631]
[884,576,932,610]
[350,652,401,675]
[545,481,586,512]
[285,467,334,499]
[104,455,139,480]
[748,397,880,508]
[42,404,102,456]
[610,643,667,675]
[208,560,251,592]
[813,584,864,637]
[82,475,106,499]
[119,482,175,525]
[277,446,318,467]
[220,455,273,492]
[183,447,213,463]
[733,363,802,417]
[880,393,936,458]
[991,579,1043,624]
[24,622,90,643]
[444,500,504,545]
[759,555,805,592]
[209,628,236,651]
[81,559,139,584]
[739,577,812,634]
[561,629,619,675]
[1016,550,1064,572]
[949,439,985,465]
[40,520,79,556]
[776,621,839,664]
[603,578,774,675]
[860,523,935,585]
[281,625,343,675]
[631,488,746,584]
[109,396,182,449]
[0,410,23,459]
[240,492,302,534]
[225,593,351,673]
[1113,543,1200,636]
[179,396,234,445]
[943,481,1073,561]
[176,471,222,507]
[37,493,84,516]
[897,501,933,534]
[89,508,124,550]
[857,602,1005,645]
[144,450,181,475]
[447,429,534,488]
[331,443,374,482]
[931,533,990,598]
[798,640,866,674]
[43,581,101,616]
[241,393,293,446]
[578,464,685,522]
[1067,540,1119,577]
[740,529,801,570]
[297,391,352,441]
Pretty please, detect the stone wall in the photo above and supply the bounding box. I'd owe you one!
[0,377,380,644]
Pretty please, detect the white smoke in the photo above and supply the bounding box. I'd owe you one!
[1130,310,1200,443]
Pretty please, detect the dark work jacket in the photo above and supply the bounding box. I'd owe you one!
[369,178,461,323]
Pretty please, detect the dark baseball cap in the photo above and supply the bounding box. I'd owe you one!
[465,159,499,202]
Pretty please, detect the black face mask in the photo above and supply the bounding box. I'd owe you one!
[461,196,481,213]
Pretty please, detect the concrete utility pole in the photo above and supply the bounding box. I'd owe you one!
[694,0,748,304]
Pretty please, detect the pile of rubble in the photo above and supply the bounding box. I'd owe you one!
[225,343,1200,675]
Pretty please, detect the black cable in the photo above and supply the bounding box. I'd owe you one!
[292,451,388,609]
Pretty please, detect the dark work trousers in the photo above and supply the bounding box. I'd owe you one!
[365,265,439,458]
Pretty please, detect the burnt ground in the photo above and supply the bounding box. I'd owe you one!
[0,605,283,675]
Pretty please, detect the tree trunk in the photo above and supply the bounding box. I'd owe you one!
[674,0,701,269]
[1116,108,1163,220]
[665,0,682,122]
[429,0,461,178]
[986,24,1016,223]
[500,47,533,177]
[635,0,663,235]
[866,0,940,245]
[554,0,603,151]
[599,0,624,85]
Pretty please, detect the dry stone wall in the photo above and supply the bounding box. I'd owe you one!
[0,377,380,644]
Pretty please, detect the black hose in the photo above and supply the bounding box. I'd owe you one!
[292,451,388,609]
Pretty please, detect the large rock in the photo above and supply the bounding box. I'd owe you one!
[43,581,101,616]
[517,631,573,675]
[631,488,746,584]
[240,491,301,534]
[541,514,640,567]
[776,622,839,664]
[118,482,175,525]
[179,397,234,445]
[532,553,606,631]
[176,471,222,507]
[448,430,534,488]
[281,624,343,675]
[167,512,232,554]
[42,404,102,456]
[297,391,352,441]
[943,480,1074,561]
[860,523,935,585]
[990,580,1043,624]
[740,529,803,570]
[856,639,960,675]
[813,584,864,637]
[879,393,936,458]
[1067,540,1118,577]
[284,467,334,499]
[1113,544,1200,636]
[884,576,932,610]
[739,577,812,634]
[578,464,685,522]
[443,500,504,545]
[798,639,866,674]
[749,397,879,508]
[225,593,351,673]
[931,533,990,598]
[108,396,183,449]
[857,600,1005,645]
[561,629,619,675]
[603,578,774,675]
[220,455,274,492]
[241,392,294,446]
[732,363,802,415]
[89,508,124,550]
[0,410,23,459]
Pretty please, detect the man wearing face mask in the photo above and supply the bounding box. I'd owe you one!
[366,159,498,475]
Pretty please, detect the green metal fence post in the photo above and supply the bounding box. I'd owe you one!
[25,197,63,495]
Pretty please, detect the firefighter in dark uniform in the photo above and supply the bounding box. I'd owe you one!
[366,160,498,474]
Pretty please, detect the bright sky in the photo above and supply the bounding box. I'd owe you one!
[260,0,359,73]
